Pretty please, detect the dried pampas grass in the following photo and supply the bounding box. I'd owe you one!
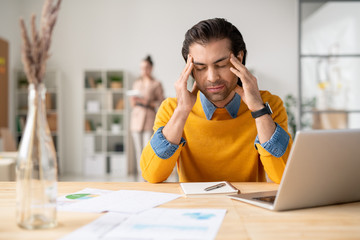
[20,0,62,85]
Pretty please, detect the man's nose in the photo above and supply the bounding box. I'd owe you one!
[207,67,219,82]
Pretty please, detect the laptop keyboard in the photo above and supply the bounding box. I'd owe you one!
[254,196,276,203]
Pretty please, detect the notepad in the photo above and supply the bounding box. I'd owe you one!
[180,181,239,196]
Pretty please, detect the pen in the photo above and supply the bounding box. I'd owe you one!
[204,183,226,191]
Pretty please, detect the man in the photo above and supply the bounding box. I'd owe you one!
[140,18,292,184]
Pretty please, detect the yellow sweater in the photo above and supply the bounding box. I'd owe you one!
[141,91,292,184]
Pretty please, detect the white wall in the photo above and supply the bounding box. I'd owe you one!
[2,0,298,175]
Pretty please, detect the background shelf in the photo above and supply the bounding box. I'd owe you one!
[83,69,130,177]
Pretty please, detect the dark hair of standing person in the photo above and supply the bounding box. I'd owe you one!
[144,55,153,67]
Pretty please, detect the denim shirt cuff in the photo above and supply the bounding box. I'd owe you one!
[254,123,290,158]
[150,126,186,159]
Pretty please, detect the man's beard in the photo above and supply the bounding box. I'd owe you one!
[198,79,237,103]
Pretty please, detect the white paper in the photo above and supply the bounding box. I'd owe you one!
[105,208,226,240]
[180,181,239,195]
[57,188,114,210]
[61,208,226,240]
[126,89,142,97]
[59,189,181,214]
[60,212,130,240]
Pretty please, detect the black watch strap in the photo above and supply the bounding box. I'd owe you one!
[251,102,273,119]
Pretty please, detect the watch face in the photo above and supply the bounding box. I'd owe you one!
[266,102,273,114]
[251,102,272,119]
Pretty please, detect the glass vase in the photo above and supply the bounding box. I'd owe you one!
[16,83,58,230]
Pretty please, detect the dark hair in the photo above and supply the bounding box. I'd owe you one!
[144,55,153,67]
[182,18,247,65]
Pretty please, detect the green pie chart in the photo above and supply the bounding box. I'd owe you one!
[65,193,98,200]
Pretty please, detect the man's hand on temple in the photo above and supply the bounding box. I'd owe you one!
[174,55,199,114]
[229,53,264,112]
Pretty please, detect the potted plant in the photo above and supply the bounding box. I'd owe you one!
[109,75,123,89]
[96,123,102,133]
[111,116,121,134]
[284,94,316,139]
[18,77,28,89]
[95,78,103,89]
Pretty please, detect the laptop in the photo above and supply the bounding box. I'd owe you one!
[229,129,360,211]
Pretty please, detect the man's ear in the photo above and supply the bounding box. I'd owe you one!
[237,51,244,64]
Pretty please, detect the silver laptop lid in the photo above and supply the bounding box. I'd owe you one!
[274,129,360,211]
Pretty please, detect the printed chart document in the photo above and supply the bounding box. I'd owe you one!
[57,188,113,211]
[61,208,227,240]
[59,189,181,213]
[180,181,239,196]
[60,212,130,240]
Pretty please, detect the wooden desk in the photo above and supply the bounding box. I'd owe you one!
[0,182,359,240]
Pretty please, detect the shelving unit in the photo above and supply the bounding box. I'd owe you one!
[83,69,129,177]
[14,69,62,169]
[298,0,360,130]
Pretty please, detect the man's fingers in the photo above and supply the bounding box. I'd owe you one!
[176,55,194,92]
[191,81,199,95]
[230,66,242,79]
[185,55,194,75]
[181,56,194,83]
[181,55,193,75]
[230,54,257,87]
[230,53,246,71]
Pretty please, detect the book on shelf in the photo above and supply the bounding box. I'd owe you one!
[85,119,96,132]
[47,113,57,131]
[87,76,96,89]
[45,92,53,110]
[115,99,124,110]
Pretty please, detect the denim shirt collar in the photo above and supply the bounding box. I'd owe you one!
[199,92,241,120]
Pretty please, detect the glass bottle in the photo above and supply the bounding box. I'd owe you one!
[16,83,58,229]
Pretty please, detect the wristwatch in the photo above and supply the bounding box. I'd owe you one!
[251,102,273,118]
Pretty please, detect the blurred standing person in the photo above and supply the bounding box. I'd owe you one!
[130,55,165,176]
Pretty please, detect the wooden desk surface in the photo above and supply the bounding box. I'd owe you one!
[0,181,359,240]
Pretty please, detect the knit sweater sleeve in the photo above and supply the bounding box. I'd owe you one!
[140,98,184,183]
[255,91,293,183]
